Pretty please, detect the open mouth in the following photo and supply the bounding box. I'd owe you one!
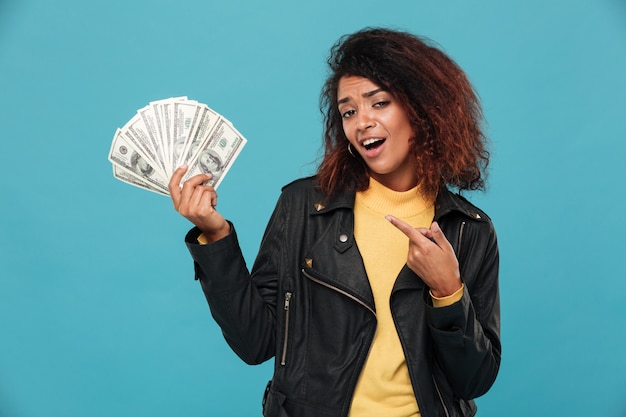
[362,138,386,151]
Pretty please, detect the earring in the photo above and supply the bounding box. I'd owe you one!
[347,142,356,157]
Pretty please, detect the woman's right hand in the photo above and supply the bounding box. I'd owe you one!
[169,165,231,243]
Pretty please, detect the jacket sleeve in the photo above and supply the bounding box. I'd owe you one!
[185,193,289,365]
[425,219,501,400]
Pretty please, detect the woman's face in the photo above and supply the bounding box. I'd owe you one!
[337,76,417,191]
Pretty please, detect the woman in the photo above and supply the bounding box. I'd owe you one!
[169,28,500,417]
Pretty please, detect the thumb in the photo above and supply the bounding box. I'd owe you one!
[430,221,451,249]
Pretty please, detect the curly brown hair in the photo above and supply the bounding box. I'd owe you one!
[316,27,489,199]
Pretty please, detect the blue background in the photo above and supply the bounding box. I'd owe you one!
[1,1,625,416]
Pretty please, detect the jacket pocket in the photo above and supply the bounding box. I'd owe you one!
[432,362,476,417]
[280,291,292,366]
[262,381,290,417]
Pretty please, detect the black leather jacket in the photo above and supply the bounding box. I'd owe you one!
[186,177,501,417]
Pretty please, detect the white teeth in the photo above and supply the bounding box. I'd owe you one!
[363,138,383,146]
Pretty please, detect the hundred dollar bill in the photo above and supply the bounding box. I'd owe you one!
[137,104,168,176]
[108,128,169,192]
[178,104,221,169]
[150,96,188,175]
[112,165,169,196]
[149,101,167,170]
[184,118,247,189]
[120,114,167,179]
[171,100,202,175]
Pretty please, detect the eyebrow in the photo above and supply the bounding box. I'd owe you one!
[337,88,385,105]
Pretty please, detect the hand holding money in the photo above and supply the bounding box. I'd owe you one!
[169,165,230,242]
[108,97,247,196]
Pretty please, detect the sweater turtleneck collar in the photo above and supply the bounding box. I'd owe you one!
[356,177,433,218]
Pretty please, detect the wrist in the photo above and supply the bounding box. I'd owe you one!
[430,279,463,298]
[200,222,231,243]
[430,283,464,307]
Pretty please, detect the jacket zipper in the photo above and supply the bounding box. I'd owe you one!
[301,269,376,316]
[280,292,292,366]
[432,374,450,417]
[456,221,466,256]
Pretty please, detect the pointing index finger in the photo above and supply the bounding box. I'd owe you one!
[386,215,420,239]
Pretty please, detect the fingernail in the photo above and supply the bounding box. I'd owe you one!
[385,215,393,222]
[432,222,440,232]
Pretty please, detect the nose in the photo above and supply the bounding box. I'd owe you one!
[356,109,374,131]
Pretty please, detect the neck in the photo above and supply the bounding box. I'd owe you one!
[369,172,419,192]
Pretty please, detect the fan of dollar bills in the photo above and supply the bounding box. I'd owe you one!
[108,96,247,196]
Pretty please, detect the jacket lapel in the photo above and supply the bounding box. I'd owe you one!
[304,190,376,313]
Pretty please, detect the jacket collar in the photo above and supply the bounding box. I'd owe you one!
[309,178,486,223]
[309,188,354,214]
[434,187,487,222]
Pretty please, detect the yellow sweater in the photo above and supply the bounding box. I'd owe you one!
[349,178,434,417]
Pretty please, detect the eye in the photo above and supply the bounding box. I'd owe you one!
[341,109,356,119]
[373,100,390,108]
